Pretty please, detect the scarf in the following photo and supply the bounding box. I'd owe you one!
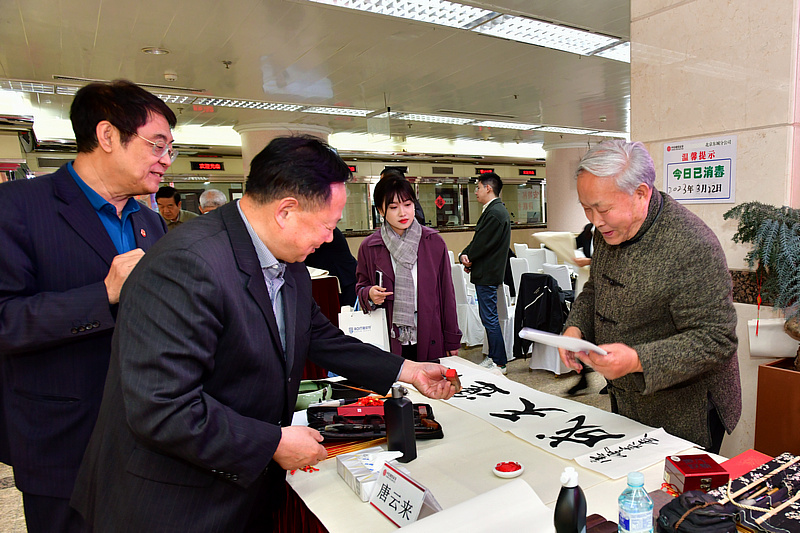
[380,219,421,344]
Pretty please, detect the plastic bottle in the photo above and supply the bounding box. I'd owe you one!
[384,385,416,463]
[618,471,654,533]
[554,467,587,533]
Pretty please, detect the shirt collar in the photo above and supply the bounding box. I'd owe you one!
[67,161,140,217]
[236,199,285,277]
[482,197,498,212]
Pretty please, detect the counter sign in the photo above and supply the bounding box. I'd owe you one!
[664,135,736,204]
[190,161,225,171]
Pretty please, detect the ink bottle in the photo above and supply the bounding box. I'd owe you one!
[554,466,587,533]
[384,385,416,463]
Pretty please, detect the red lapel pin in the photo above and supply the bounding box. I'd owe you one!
[140,229,147,238]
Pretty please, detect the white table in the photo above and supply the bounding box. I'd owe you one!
[287,359,701,531]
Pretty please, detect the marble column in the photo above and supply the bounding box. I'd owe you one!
[233,123,332,179]
[542,138,593,233]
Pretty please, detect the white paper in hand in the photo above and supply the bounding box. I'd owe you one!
[518,328,607,355]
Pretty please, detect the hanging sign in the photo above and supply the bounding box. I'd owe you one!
[664,135,736,204]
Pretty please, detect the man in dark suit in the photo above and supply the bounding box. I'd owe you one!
[459,173,511,374]
[0,80,175,532]
[71,135,458,532]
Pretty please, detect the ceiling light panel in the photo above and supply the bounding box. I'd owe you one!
[305,0,497,30]
[594,42,630,63]
[0,80,55,94]
[590,130,628,138]
[155,94,197,104]
[192,97,302,111]
[473,121,537,130]
[56,86,79,96]
[536,126,598,135]
[302,106,372,117]
[474,15,618,56]
[395,113,474,125]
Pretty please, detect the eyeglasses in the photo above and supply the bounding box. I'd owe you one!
[133,132,178,164]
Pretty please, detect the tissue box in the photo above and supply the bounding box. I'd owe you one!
[336,446,388,502]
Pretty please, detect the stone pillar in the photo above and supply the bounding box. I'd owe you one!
[234,123,332,179]
[542,138,592,233]
[631,0,800,267]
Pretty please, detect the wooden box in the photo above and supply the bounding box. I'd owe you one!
[754,358,800,456]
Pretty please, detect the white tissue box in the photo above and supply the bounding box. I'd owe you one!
[336,446,390,502]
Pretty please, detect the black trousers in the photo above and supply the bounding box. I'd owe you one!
[22,492,88,533]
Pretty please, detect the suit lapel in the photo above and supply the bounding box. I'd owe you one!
[131,209,164,251]
[221,204,286,362]
[52,168,117,267]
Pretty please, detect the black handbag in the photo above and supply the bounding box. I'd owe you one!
[657,491,737,533]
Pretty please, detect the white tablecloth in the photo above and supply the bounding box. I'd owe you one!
[287,357,702,531]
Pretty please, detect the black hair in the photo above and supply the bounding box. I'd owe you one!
[373,173,416,213]
[478,172,503,196]
[245,135,351,207]
[155,186,180,204]
[70,79,177,153]
[380,168,406,180]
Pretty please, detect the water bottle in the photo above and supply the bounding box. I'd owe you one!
[618,471,654,533]
[554,467,587,533]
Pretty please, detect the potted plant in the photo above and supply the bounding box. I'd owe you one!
[724,202,800,455]
[724,202,800,368]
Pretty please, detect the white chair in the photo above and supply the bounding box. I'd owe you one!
[542,247,558,265]
[513,243,528,258]
[448,250,455,264]
[509,257,528,301]
[451,264,484,346]
[521,248,546,272]
[543,263,572,292]
[481,284,516,363]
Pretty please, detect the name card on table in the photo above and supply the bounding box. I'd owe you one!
[369,462,440,527]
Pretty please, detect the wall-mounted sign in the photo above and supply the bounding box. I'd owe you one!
[475,168,495,174]
[664,135,736,204]
[190,161,225,171]
[518,169,537,176]
[347,165,357,173]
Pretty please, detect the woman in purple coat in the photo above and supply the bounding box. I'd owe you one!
[356,175,461,362]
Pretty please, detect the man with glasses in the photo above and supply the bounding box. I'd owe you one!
[0,79,176,532]
[155,186,199,230]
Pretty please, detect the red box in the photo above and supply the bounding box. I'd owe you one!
[337,405,384,416]
[663,454,729,494]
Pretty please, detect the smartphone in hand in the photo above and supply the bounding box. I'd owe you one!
[375,270,383,288]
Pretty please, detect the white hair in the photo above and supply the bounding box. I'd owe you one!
[199,189,228,209]
[575,140,655,194]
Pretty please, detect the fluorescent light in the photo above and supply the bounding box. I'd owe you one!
[0,81,55,94]
[590,130,628,138]
[473,121,538,130]
[394,113,474,125]
[305,0,497,30]
[192,97,302,111]
[594,41,630,63]
[536,126,598,135]
[474,15,617,56]
[302,106,372,117]
[56,86,79,96]
[155,94,197,104]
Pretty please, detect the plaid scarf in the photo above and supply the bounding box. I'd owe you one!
[380,219,421,344]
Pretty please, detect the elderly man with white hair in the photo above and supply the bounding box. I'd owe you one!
[558,139,741,454]
[199,188,228,213]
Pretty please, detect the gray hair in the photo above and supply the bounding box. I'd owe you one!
[199,189,228,209]
[575,139,655,194]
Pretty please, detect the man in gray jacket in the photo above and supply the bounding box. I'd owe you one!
[559,140,740,453]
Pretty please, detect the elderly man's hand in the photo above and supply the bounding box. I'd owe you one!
[577,342,643,380]
[558,326,586,372]
[399,361,458,400]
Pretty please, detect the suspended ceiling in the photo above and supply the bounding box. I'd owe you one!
[0,0,631,158]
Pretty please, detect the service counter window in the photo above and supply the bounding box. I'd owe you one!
[433,183,461,226]
[340,182,372,231]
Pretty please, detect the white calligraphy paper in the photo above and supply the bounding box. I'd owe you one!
[574,428,694,479]
[440,358,693,475]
